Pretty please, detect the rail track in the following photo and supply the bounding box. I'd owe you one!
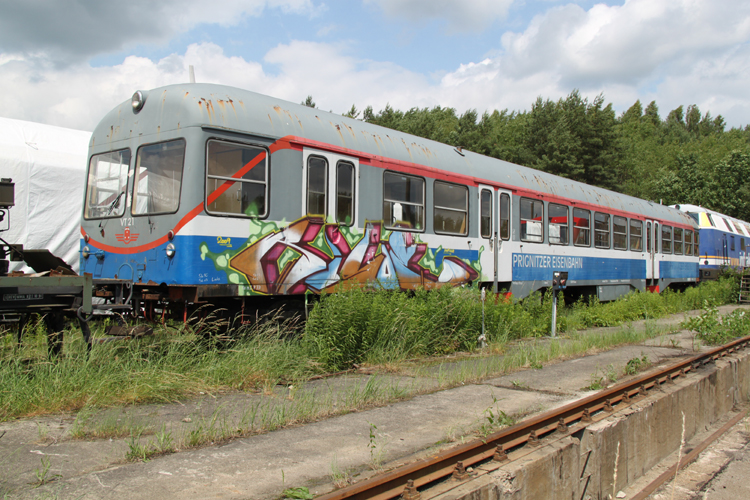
[316,334,750,500]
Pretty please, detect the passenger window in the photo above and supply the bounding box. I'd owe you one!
[84,149,131,219]
[573,208,590,247]
[133,139,186,215]
[434,181,468,235]
[685,230,693,256]
[661,225,672,254]
[500,193,510,240]
[336,161,355,225]
[646,222,652,252]
[306,156,327,216]
[383,172,424,231]
[548,203,569,245]
[520,198,543,242]
[594,212,610,249]
[630,220,643,251]
[613,216,627,250]
[480,189,492,239]
[206,140,267,217]
[674,227,683,255]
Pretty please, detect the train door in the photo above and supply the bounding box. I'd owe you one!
[302,149,359,226]
[498,190,512,286]
[648,221,660,284]
[478,185,511,293]
[646,221,653,281]
[478,184,497,291]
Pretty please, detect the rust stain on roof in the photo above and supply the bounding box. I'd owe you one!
[331,122,344,143]
[343,122,356,138]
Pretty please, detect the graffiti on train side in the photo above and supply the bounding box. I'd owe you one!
[199,217,482,296]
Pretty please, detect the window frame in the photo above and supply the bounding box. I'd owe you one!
[383,171,425,232]
[305,155,328,217]
[83,148,132,220]
[500,193,511,240]
[685,229,694,256]
[132,138,186,217]
[205,139,269,218]
[594,212,611,249]
[520,197,544,243]
[573,208,591,247]
[661,225,672,254]
[335,160,355,226]
[674,227,683,255]
[480,189,493,239]
[630,219,643,252]
[613,215,628,251]
[548,203,569,245]
[433,180,469,236]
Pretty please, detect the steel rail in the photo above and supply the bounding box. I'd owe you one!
[316,334,750,500]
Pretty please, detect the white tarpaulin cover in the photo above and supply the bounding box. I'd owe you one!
[0,117,91,273]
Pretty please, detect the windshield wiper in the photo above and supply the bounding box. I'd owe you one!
[107,191,124,215]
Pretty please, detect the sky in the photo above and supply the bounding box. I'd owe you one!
[1,0,750,132]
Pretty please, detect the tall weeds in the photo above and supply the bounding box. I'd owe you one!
[0,277,739,420]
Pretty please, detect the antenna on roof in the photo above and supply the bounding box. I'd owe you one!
[189,65,196,84]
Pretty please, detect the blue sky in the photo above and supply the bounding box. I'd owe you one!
[1,0,749,131]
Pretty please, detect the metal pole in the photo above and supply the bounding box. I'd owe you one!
[479,288,487,348]
[551,291,557,338]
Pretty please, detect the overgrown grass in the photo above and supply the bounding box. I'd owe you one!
[0,276,740,421]
[303,276,738,371]
[682,303,750,345]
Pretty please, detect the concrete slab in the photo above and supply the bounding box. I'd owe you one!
[7,385,564,500]
[483,345,688,395]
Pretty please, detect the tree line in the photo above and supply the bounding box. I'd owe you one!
[303,92,750,221]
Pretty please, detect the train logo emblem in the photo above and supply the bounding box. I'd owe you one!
[115,227,139,244]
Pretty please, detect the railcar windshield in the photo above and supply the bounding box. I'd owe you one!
[132,139,186,215]
[83,149,131,219]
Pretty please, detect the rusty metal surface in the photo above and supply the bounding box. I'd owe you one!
[315,335,750,500]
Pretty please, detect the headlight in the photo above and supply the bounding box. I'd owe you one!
[166,243,176,258]
[131,90,146,112]
[82,246,90,259]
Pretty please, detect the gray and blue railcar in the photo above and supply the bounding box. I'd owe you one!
[79,83,699,316]
[673,204,750,279]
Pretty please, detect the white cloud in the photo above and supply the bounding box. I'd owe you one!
[364,0,514,32]
[0,41,430,131]
[0,0,324,63]
[499,0,750,86]
[435,0,750,124]
[2,0,750,133]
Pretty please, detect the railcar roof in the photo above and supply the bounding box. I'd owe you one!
[92,83,695,227]
[674,204,750,223]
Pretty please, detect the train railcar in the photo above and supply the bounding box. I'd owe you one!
[673,204,750,279]
[79,84,699,318]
